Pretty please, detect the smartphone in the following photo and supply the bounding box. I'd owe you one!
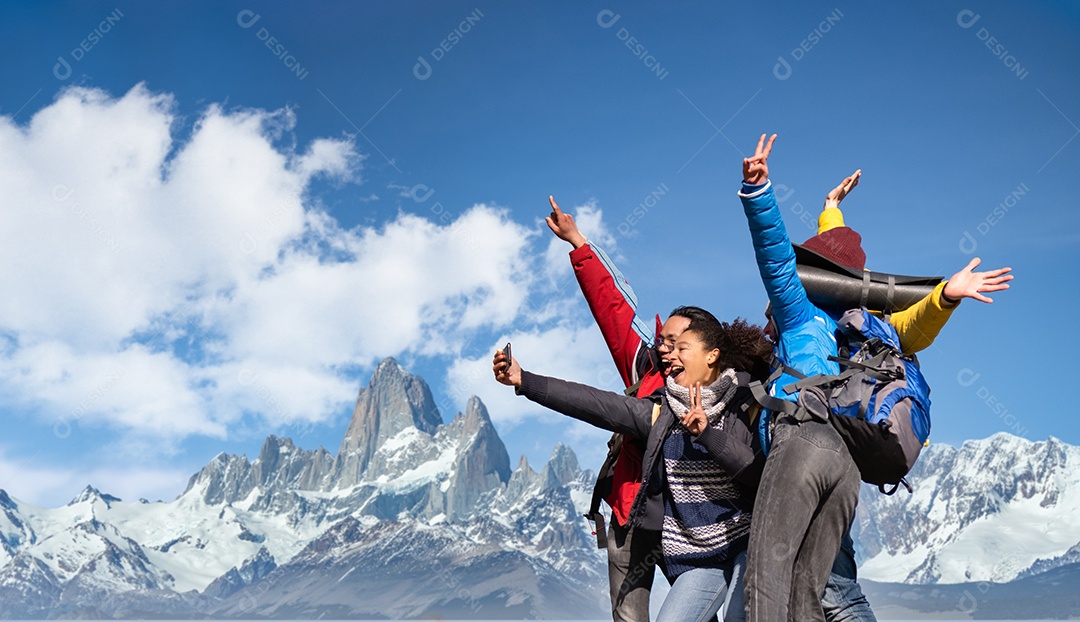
[502,342,512,369]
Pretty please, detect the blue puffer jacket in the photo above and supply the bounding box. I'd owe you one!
[739,180,839,407]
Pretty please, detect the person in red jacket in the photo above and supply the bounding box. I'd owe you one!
[546,197,690,622]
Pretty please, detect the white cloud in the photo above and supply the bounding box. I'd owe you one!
[0,84,544,444]
[0,447,192,507]
[0,341,223,440]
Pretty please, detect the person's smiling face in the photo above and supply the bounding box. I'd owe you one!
[663,329,720,388]
[654,315,691,376]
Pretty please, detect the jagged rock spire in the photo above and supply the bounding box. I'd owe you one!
[333,358,444,486]
[442,396,512,520]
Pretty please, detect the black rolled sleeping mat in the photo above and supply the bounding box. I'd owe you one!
[794,243,943,313]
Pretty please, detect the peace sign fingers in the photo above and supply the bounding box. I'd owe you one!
[742,134,777,185]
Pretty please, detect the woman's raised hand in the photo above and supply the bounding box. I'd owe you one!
[682,383,708,436]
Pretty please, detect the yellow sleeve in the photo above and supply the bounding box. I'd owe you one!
[817,207,846,234]
[890,281,959,354]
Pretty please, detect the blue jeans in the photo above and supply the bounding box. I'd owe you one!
[745,416,861,622]
[822,530,877,622]
[656,549,746,622]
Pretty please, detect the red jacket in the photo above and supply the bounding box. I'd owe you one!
[569,242,664,526]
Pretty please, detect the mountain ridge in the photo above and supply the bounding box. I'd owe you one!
[0,358,1077,618]
[0,357,607,618]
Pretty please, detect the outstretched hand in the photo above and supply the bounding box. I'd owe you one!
[742,134,777,185]
[492,348,523,387]
[681,383,708,436]
[942,258,1013,305]
[545,196,587,249]
[824,169,862,210]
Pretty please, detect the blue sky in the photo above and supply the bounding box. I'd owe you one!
[0,1,1077,507]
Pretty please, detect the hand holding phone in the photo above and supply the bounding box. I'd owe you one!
[493,342,520,387]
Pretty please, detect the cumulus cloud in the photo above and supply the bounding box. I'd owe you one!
[443,197,646,431]
[0,84,542,444]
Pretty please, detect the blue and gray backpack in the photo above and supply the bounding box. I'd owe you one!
[751,308,932,494]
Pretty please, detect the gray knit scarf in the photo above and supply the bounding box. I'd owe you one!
[665,368,739,430]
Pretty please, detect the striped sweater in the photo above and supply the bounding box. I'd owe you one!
[661,421,753,577]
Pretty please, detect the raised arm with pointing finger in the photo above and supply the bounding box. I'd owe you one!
[546,195,663,622]
[547,196,660,391]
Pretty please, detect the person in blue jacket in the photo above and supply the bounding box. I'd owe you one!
[737,134,860,622]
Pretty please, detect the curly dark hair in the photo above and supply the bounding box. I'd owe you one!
[714,318,773,382]
[669,307,773,382]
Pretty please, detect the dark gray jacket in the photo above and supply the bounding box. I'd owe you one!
[516,370,765,531]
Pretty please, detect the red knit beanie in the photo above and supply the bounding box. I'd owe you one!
[800,227,866,271]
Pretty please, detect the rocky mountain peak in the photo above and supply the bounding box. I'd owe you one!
[66,486,121,508]
[540,443,581,490]
[252,436,333,493]
[181,452,254,506]
[0,490,16,512]
[503,455,540,504]
[438,395,512,521]
[457,395,492,433]
[334,357,444,485]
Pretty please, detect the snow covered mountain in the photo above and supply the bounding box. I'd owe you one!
[854,433,1080,584]
[0,358,606,618]
[1,357,1078,618]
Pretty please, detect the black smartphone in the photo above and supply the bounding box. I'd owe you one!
[502,342,512,368]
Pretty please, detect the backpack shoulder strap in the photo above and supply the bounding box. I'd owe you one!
[749,380,800,418]
[585,432,624,549]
